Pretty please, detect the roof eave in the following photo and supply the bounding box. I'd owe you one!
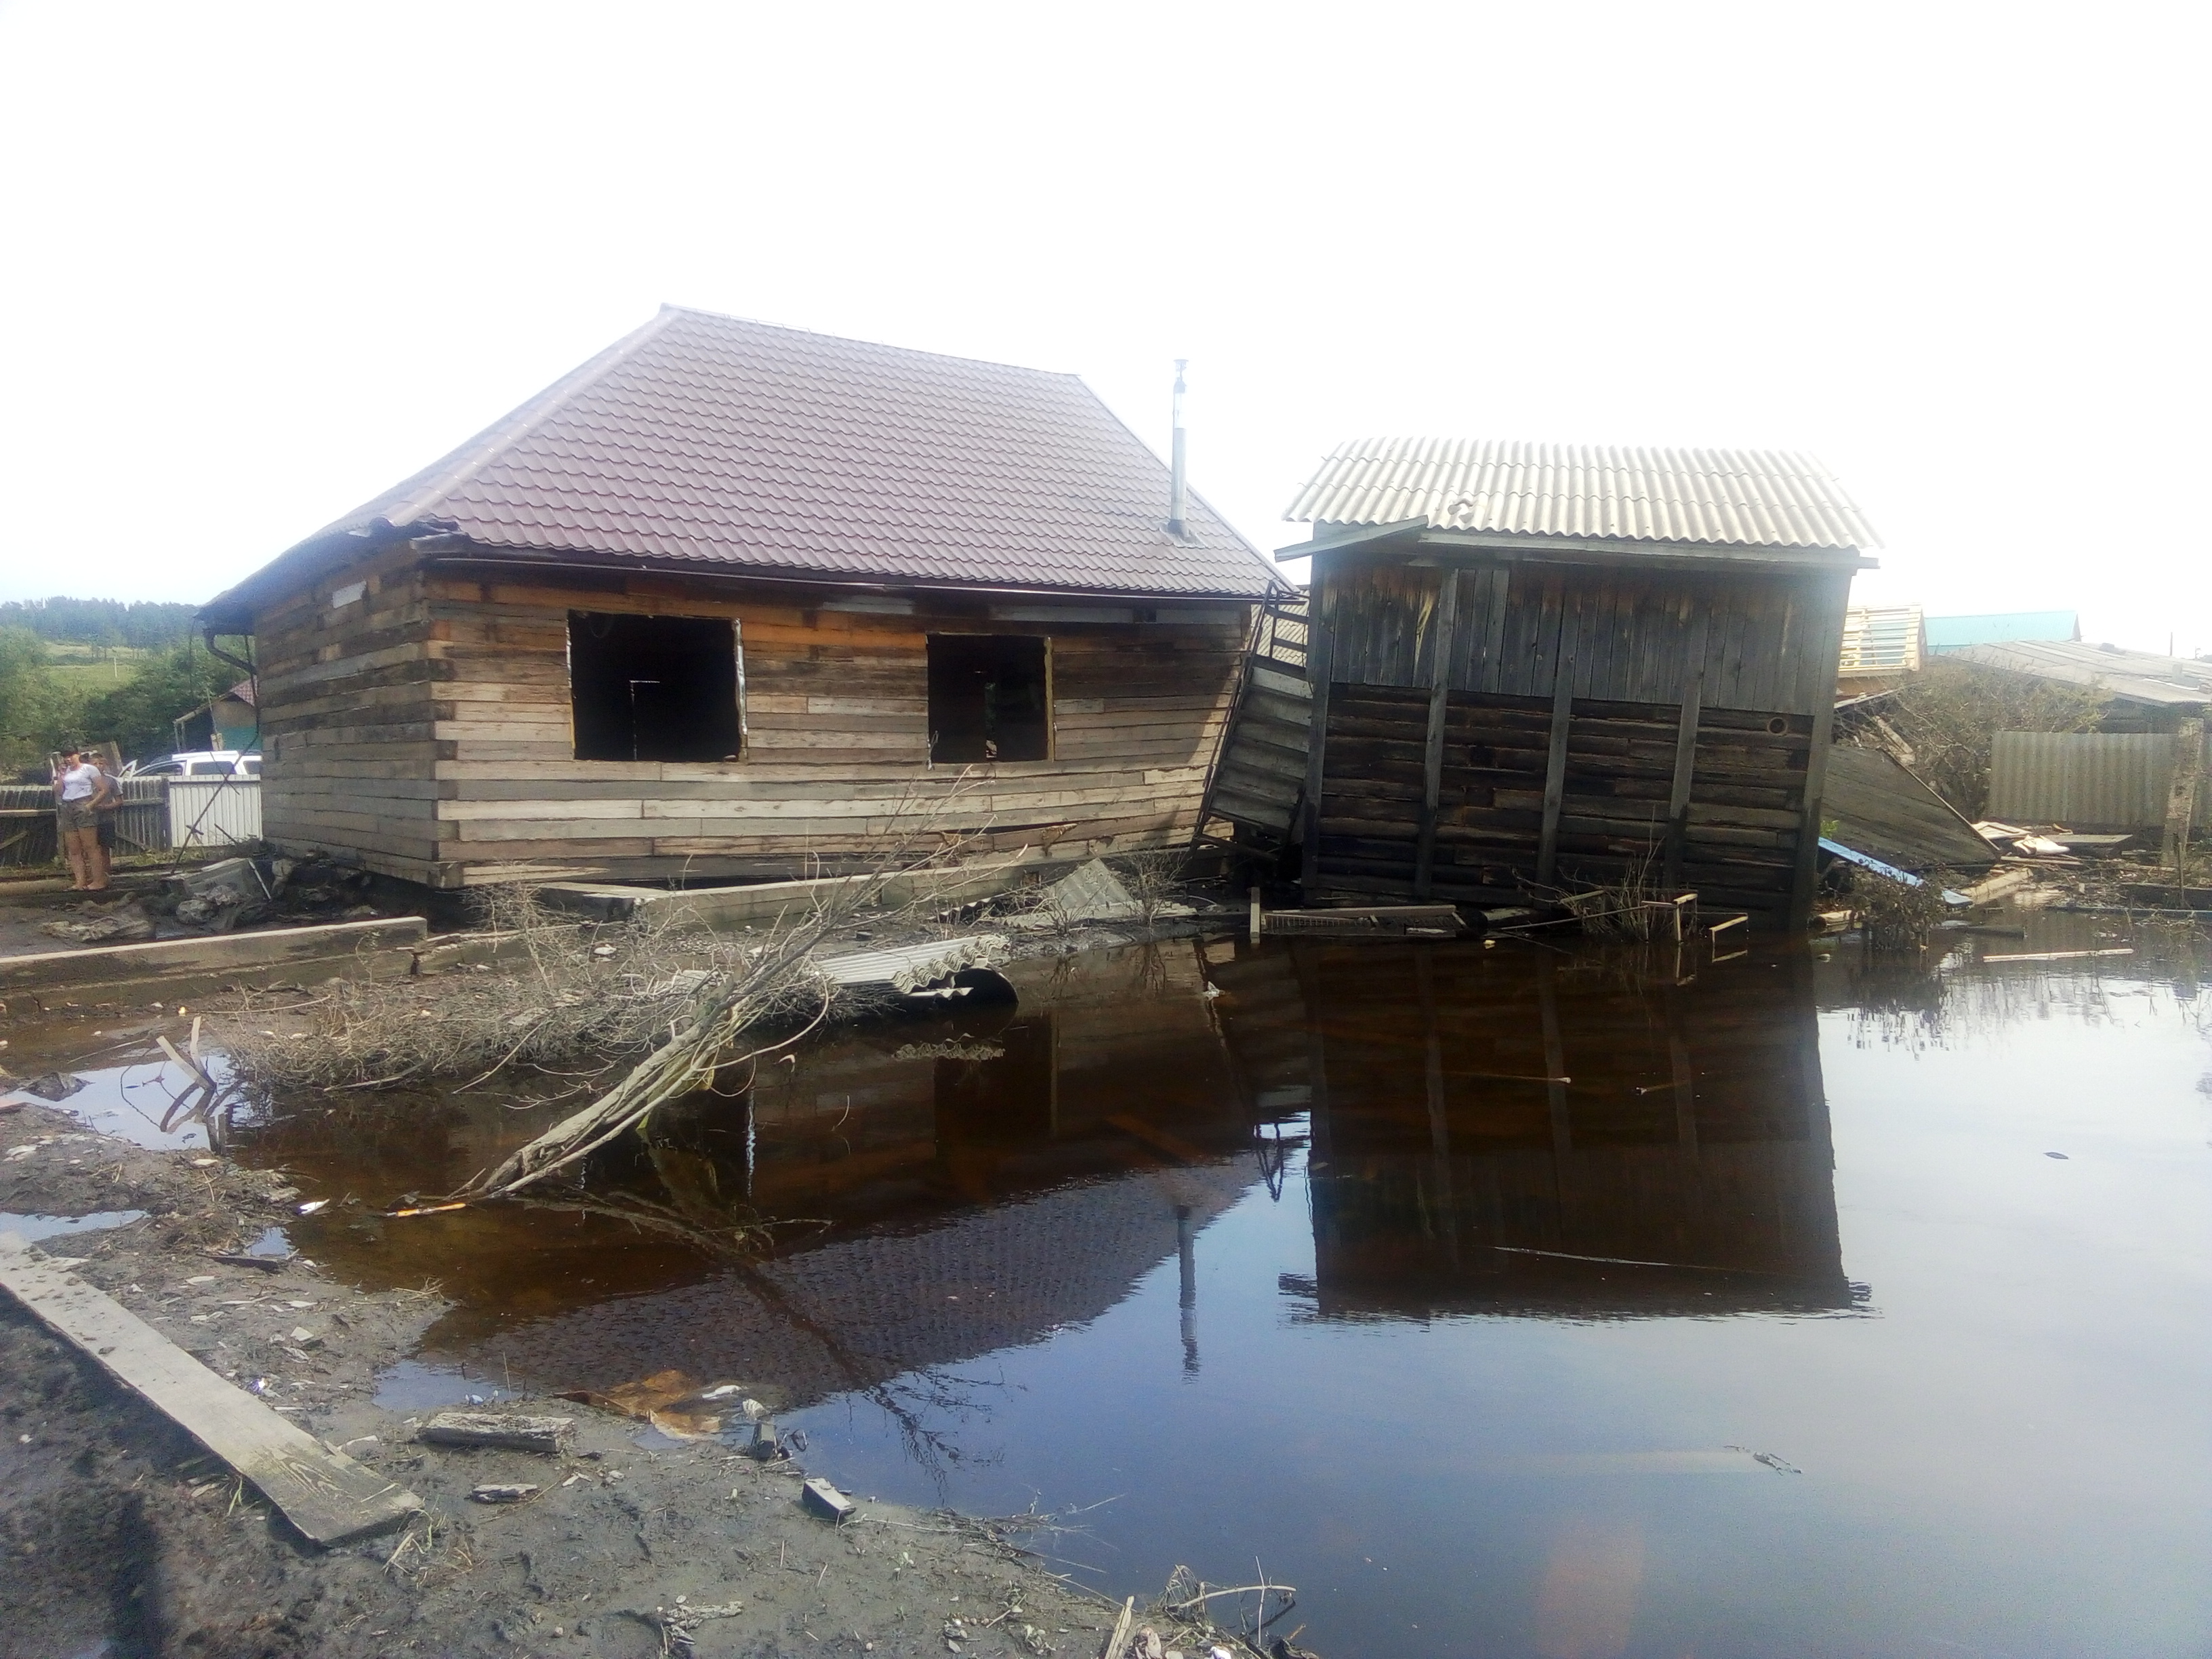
[1277,520,1873,573]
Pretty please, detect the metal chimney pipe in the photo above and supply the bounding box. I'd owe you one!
[1167,359,1189,540]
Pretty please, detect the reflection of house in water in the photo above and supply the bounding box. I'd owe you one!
[1209,941,1849,1318]
[417,943,1267,1403]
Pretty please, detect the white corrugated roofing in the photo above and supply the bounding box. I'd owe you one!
[1284,438,1878,551]
[1947,640,2212,706]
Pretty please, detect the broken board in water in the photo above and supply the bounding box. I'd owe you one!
[1259,904,1466,939]
[0,1233,422,1545]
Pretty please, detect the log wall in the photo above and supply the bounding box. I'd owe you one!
[255,558,1248,888]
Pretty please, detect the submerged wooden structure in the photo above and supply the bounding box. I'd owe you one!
[201,308,1284,890]
[1274,439,1879,925]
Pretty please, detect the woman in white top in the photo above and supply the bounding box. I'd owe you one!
[53,746,114,891]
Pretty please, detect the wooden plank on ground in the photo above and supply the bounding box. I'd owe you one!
[0,1233,422,1546]
[0,917,428,989]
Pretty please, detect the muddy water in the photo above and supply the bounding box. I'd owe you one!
[215,919,2210,1656]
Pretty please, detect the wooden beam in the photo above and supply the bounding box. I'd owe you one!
[2162,716,2204,869]
[0,1235,422,1545]
[0,916,428,990]
[1413,571,1462,898]
[1298,565,1337,890]
[1536,602,1578,886]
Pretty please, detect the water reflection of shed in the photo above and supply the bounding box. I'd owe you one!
[1209,940,1849,1317]
[1281,442,1878,924]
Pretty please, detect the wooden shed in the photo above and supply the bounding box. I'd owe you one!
[199,308,1285,890]
[1280,439,1878,924]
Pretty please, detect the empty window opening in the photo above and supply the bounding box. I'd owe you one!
[569,611,743,762]
[928,634,1050,762]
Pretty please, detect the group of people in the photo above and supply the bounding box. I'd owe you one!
[52,745,120,892]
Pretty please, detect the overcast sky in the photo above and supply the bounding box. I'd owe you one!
[1,2,2205,652]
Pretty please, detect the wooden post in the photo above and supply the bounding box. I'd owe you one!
[1536,615,1578,888]
[2162,716,2204,893]
[1786,573,1850,933]
[1663,610,1707,898]
[1414,570,1461,898]
[1298,563,1336,895]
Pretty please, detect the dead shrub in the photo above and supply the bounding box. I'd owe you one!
[1874,660,2107,819]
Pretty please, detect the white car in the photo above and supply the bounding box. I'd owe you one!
[125,750,262,779]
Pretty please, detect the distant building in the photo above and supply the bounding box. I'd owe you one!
[1836,604,1925,688]
[1925,610,2079,654]
[1946,639,2212,734]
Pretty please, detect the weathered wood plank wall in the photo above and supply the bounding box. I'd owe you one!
[256,560,1247,888]
[1309,556,1851,919]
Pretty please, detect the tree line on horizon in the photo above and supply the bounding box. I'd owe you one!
[0,597,247,775]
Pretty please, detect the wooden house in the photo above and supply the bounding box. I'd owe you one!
[199,308,1285,890]
[1279,438,1878,924]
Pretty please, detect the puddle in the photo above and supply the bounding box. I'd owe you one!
[22,1052,246,1152]
[24,912,2211,1655]
[371,1359,519,1413]
[0,1209,147,1244]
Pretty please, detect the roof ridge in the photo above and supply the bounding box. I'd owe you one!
[657,304,1087,383]
[380,309,683,526]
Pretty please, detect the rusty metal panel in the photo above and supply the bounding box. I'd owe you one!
[1988,731,2212,827]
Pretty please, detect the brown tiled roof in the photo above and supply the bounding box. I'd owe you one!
[213,308,1282,612]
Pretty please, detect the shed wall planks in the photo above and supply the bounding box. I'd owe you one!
[1307,554,1850,919]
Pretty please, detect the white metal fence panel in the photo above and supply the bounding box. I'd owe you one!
[166,778,262,848]
[1989,731,2211,827]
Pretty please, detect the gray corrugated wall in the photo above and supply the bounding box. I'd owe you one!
[1988,731,2211,827]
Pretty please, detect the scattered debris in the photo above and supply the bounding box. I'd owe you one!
[18,1073,87,1102]
[39,899,156,945]
[801,1477,855,1521]
[1255,903,1465,940]
[467,1483,539,1504]
[556,1370,743,1439]
[417,1412,574,1454]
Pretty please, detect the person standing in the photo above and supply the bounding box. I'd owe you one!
[52,745,110,892]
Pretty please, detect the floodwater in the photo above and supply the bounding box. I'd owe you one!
[199,918,2212,1656]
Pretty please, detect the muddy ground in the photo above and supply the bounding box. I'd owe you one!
[0,1097,1185,1659]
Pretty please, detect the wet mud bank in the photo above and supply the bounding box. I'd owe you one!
[0,1100,1150,1658]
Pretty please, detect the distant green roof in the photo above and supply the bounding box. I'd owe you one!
[1925,611,2079,653]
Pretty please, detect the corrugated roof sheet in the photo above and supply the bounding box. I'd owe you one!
[1925,611,2080,653]
[1946,640,2212,707]
[218,308,1281,609]
[1284,437,1877,551]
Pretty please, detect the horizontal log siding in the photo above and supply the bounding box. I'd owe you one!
[257,549,444,879]
[396,575,1245,885]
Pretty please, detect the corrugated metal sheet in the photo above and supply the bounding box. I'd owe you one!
[167,779,262,848]
[1838,605,1925,675]
[1283,438,1877,551]
[1950,642,2212,708]
[1988,731,2211,827]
